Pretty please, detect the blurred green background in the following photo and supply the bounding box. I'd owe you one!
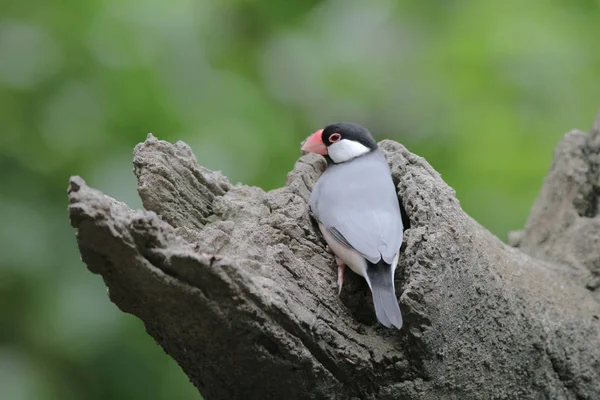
[1,0,599,399]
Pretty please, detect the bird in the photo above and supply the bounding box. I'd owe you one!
[301,122,404,329]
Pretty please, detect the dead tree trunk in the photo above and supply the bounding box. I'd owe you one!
[67,114,600,400]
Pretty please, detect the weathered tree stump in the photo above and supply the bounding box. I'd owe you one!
[68,113,600,400]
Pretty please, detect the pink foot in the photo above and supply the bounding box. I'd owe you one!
[335,257,345,296]
[326,245,334,254]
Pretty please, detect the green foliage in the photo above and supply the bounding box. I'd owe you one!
[1,0,599,398]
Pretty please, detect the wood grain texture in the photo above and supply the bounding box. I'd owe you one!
[68,117,600,399]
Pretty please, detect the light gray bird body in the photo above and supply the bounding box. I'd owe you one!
[302,123,404,329]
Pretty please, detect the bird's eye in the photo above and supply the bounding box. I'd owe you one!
[329,133,342,143]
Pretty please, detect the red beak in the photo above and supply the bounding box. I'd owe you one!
[301,129,327,155]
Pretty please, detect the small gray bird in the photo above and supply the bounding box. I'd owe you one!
[302,123,404,329]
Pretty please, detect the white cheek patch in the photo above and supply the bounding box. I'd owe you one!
[328,139,371,163]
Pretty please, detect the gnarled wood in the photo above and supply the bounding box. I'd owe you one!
[68,114,600,399]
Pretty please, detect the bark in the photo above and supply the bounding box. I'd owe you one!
[68,114,600,400]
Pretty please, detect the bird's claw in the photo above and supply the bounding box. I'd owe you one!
[336,257,345,296]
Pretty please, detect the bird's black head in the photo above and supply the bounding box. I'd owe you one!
[302,122,378,164]
[322,123,378,151]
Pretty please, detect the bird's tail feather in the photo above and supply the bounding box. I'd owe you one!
[366,260,402,329]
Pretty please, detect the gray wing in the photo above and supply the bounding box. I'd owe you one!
[309,150,403,264]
